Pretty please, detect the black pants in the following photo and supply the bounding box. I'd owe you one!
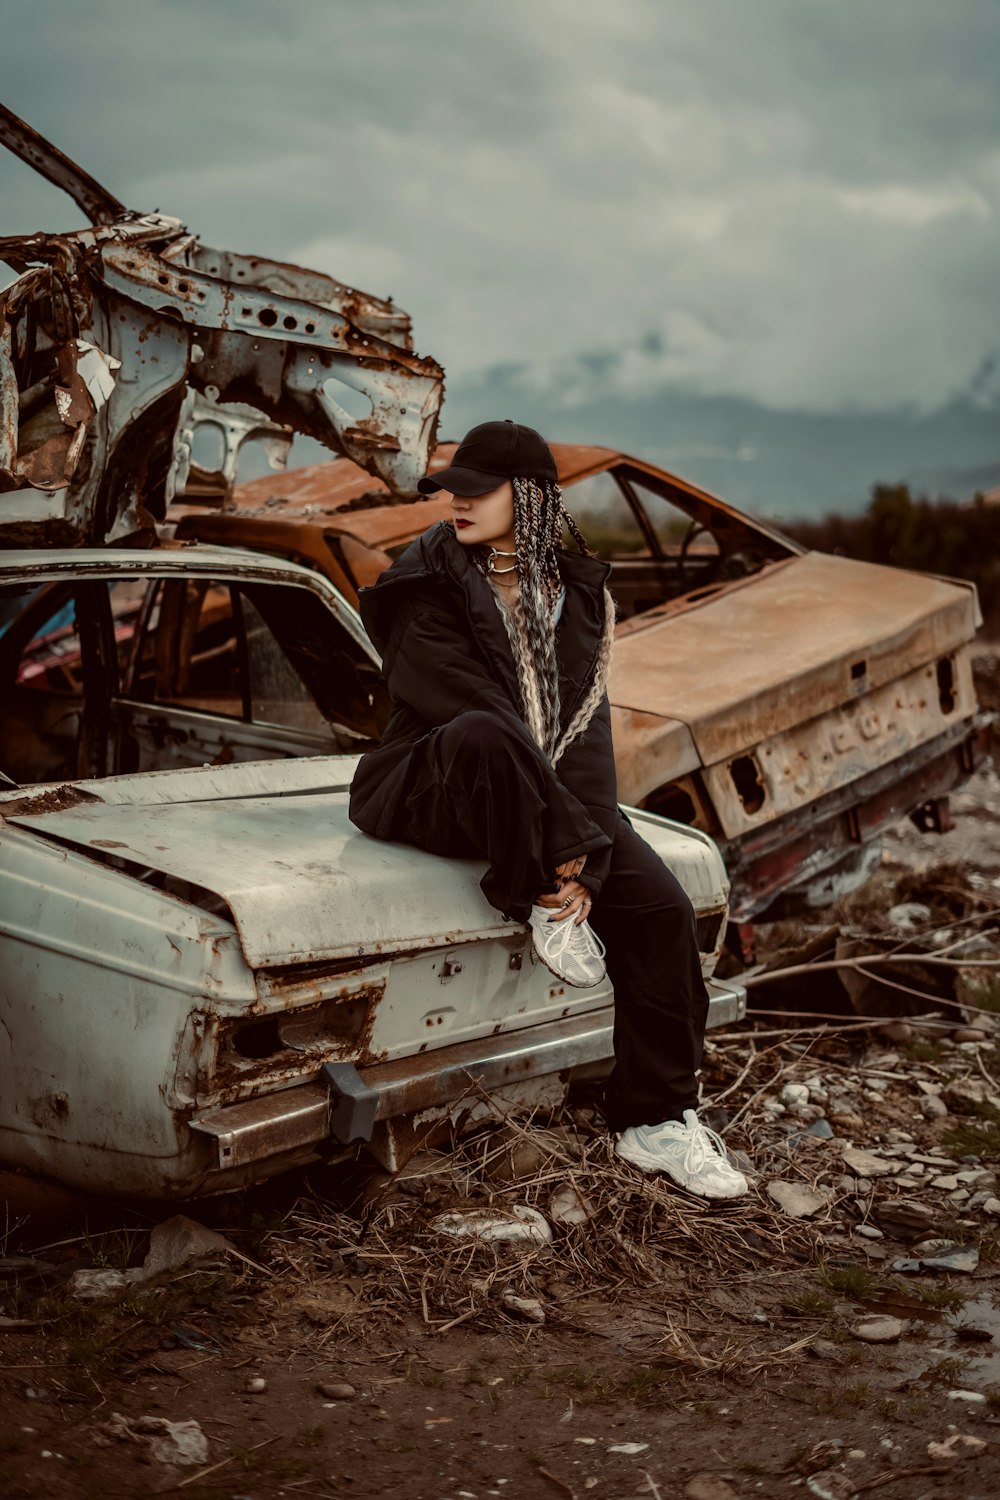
[395,712,710,1130]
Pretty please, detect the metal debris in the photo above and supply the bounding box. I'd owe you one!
[0,103,443,545]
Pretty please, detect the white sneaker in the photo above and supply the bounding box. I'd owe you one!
[614,1110,749,1199]
[528,904,607,988]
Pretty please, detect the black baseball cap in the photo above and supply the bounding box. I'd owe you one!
[417,419,558,497]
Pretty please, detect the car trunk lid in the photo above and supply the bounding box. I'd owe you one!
[4,769,520,969]
[610,551,978,765]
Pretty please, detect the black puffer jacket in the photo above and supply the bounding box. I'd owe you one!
[349,521,620,893]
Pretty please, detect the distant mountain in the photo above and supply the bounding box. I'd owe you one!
[437,363,1000,521]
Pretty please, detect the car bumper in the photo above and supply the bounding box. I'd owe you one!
[723,713,994,921]
[190,976,747,1174]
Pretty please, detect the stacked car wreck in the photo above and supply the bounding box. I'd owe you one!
[180,442,993,925]
[0,106,743,1199]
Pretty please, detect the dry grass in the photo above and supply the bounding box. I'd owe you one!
[257,1102,818,1355]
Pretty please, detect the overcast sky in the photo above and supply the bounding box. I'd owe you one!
[2,0,999,423]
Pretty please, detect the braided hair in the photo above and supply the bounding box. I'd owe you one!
[482,476,615,766]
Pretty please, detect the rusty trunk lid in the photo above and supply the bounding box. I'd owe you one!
[3,760,521,968]
[609,551,979,767]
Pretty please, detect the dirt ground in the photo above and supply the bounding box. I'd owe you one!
[4,761,1000,1499]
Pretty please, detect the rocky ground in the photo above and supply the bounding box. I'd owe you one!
[3,762,1000,1499]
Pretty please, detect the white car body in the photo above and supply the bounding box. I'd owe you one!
[0,546,743,1198]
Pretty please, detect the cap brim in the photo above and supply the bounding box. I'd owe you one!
[416,465,506,497]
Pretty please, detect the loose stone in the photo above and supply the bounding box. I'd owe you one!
[767,1181,829,1218]
[842,1147,897,1178]
[502,1291,546,1323]
[879,1022,913,1044]
[780,1083,810,1106]
[851,1316,908,1343]
[920,1094,949,1119]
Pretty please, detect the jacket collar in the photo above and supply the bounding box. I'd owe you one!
[360,521,611,719]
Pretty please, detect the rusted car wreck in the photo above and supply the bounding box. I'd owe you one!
[0,104,444,544]
[0,107,743,1200]
[178,444,993,925]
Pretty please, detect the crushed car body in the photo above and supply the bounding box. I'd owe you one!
[0,103,443,547]
[178,443,992,921]
[0,544,743,1198]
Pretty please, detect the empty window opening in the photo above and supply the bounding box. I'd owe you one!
[730,755,766,814]
[850,659,867,681]
[937,656,956,715]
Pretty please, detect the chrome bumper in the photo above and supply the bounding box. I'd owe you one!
[190,977,747,1171]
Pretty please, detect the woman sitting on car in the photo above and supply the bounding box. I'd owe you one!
[349,420,747,1198]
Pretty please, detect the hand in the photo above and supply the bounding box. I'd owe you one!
[536,856,593,925]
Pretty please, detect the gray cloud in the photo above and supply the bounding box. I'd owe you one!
[1,0,998,414]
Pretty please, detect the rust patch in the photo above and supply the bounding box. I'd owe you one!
[0,783,102,818]
[207,980,385,1101]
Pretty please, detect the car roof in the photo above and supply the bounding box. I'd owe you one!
[177,440,800,557]
[176,442,623,550]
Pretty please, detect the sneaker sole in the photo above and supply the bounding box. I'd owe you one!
[530,933,607,989]
[527,942,605,990]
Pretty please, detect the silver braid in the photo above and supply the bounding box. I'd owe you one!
[487,476,614,764]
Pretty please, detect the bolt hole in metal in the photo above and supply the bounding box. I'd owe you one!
[257,308,278,327]
[730,754,766,814]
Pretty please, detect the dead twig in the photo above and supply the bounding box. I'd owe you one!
[853,1461,954,1493]
[171,1436,279,1491]
[703,1041,759,1106]
[977,1049,1000,1091]
[537,1466,576,1498]
[744,951,1000,984]
[434,1305,478,1335]
[744,1008,956,1028]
